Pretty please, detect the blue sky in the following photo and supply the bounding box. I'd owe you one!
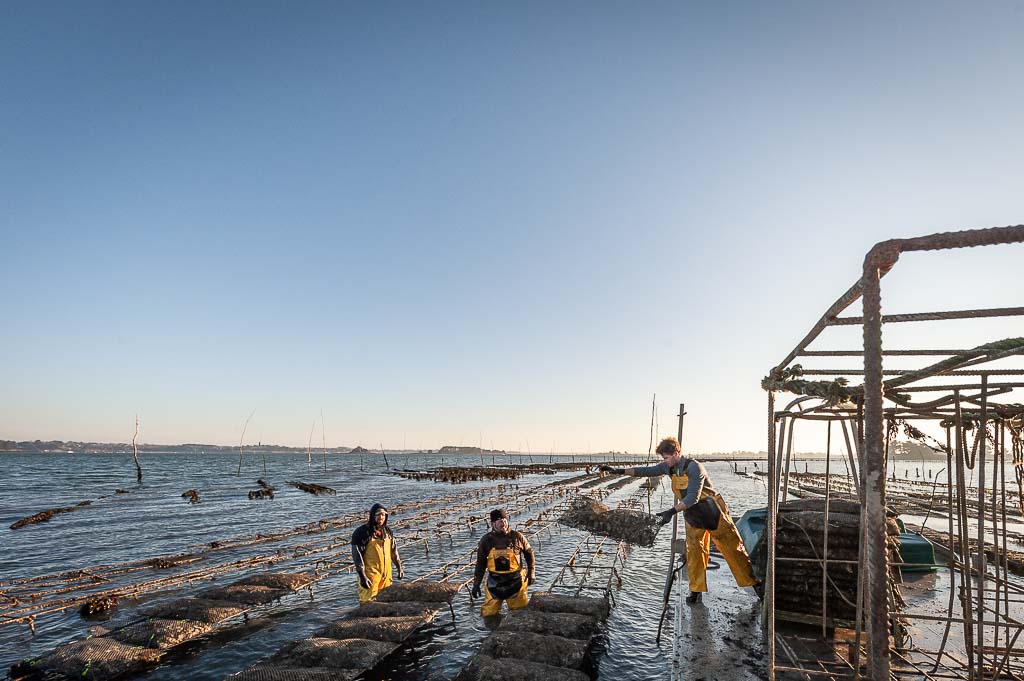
[2,2,1022,452]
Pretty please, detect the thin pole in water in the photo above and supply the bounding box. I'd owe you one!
[132,415,142,483]
[307,418,315,473]
[236,408,256,476]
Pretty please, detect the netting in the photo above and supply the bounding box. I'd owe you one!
[348,601,439,619]
[556,496,660,547]
[108,618,213,648]
[526,592,609,620]
[455,654,591,681]
[144,597,246,624]
[316,615,429,642]
[198,585,290,605]
[496,610,598,640]
[28,638,162,679]
[480,631,588,669]
[768,499,903,621]
[227,665,361,681]
[236,573,313,591]
[374,580,462,603]
[270,637,398,669]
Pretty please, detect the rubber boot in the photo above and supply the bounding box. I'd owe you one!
[686,591,702,604]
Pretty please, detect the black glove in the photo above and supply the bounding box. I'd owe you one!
[357,571,370,590]
[599,465,625,474]
[656,507,678,526]
[396,566,405,580]
[527,575,536,586]
[471,583,482,599]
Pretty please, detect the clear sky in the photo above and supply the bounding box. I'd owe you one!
[2,2,1022,453]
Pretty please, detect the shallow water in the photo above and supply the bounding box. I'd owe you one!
[0,452,770,680]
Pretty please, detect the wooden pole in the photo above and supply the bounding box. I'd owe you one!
[677,403,686,442]
[132,415,142,483]
[647,393,656,463]
[235,409,255,476]
[320,409,327,473]
[307,419,315,473]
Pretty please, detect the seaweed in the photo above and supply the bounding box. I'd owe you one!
[286,481,337,496]
[10,501,92,530]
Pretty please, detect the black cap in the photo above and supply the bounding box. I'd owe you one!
[490,509,508,523]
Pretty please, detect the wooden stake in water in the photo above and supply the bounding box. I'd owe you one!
[307,419,315,473]
[320,409,327,473]
[379,443,390,469]
[646,393,656,464]
[235,408,256,476]
[132,415,143,483]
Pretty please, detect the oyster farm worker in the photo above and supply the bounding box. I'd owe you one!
[601,437,760,604]
[351,503,404,602]
[471,509,536,616]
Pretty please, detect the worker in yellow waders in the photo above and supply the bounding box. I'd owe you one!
[471,509,536,617]
[601,436,760,604]
[351,503,404,603]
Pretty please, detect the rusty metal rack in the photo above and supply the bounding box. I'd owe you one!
[4,471,603,681]
[0,479,577,634]
[761,225,1024,680]
[547,480,647,605]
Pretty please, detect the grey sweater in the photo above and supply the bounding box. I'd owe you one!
[630,458,714,508]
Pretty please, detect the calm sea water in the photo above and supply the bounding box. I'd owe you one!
[0,452,771,681]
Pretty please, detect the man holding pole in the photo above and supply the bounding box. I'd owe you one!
[601,436,760,604]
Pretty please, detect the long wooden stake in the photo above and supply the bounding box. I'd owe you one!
[260,430,267,475]
[307,419,315,473]
[646,393,656,463]
[132,415,142,483]
[379,443,390,469]
[235,409,256,476]
[321,409,327,473]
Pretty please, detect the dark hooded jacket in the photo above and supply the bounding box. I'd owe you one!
[473,527,535,590]
[351,503,403,577]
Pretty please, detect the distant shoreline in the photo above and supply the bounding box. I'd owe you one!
[0,440,775,460]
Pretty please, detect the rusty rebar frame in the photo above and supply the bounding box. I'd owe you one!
[763,224,1024,681]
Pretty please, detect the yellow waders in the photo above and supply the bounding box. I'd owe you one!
[672,470,757,592]
[481,546,528,616]
[358,533,393,603]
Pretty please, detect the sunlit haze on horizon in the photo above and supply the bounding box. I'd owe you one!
[2,2,1022,453]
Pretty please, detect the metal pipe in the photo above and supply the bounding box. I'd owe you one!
[860,240,891,681]
[975,374,988,674]
[766,391,777,681]
[834,306,1024,325]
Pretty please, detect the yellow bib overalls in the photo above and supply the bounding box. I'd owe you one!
[481,546,529,616]
[672,465,757,592]
[358,532,394,603]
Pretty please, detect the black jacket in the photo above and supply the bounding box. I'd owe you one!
[473,529,535,589]
[351,503,403,576]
